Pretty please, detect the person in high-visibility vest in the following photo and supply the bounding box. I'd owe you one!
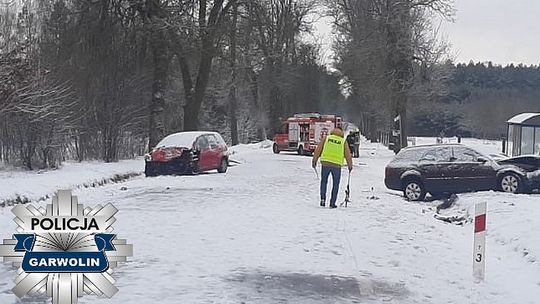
[312,127,353,208]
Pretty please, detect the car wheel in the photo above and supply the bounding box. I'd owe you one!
[298,145,304,156]
[273,143,280,154]
[217,158,228,173]
[188,161,199,175]
[403,179,426,201]
[499,173,522,193]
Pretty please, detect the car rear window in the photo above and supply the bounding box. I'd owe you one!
[393,147,428,161]
[393,146,455,163]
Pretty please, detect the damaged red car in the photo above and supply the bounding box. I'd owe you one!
[144,131,229,177]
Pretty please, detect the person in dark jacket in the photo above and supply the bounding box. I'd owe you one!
[346,130,361,158]
[346,132,356,157]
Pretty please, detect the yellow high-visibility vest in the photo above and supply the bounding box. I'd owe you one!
[320,134,345,166]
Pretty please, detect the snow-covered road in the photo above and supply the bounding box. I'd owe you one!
[1,140,539,303]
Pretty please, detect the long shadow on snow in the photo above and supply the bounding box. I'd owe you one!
[225,270,409,303]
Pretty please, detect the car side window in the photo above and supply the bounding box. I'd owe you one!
[420,147,451,163]
[206,134,218,148]
[453,147,480,162]
[195,136,209,151]
[214,134,226,146]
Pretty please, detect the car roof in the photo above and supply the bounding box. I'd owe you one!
[155,131,221,148]
[400,143,466,151]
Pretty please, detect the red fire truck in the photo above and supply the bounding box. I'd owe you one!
[272,113,343,155]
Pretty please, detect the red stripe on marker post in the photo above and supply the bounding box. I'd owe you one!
[474,214,486,233]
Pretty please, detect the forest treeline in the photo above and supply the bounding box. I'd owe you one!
[0,0,536,170]
[408,62,540,139]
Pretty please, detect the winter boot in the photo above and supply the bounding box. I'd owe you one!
[320,199,325,207]
[329,203,337,209]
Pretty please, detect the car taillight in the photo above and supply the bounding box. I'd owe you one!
[385,167,391,177]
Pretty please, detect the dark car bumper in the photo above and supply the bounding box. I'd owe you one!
[526,171,540,190]
[145,157,194,176]
[384,177,402,191]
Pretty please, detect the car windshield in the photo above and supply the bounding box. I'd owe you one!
[155,132,208,148]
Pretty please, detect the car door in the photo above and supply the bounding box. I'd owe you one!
[418,147,453,193]
[448,146,497,191]
[206,134,222,169]
[213,133,228,156]
[194,135,212,171]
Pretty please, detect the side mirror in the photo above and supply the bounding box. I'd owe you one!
[477,157,488,163]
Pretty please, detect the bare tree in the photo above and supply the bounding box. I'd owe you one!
[328,0,453,150]
[227,0,239,145]
[172,0,238,132]
[247,0,316,132]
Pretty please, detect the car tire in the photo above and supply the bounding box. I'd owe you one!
[298,145,304,156]
[403,178,426,201]
[187,161,198,175]
[217,158,228,173]
[499,173,522,194]
[273,143,280,154]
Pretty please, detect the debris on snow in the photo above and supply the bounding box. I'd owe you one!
[436,193,458,212]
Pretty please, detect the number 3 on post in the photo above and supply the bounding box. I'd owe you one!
[473,202,487,281]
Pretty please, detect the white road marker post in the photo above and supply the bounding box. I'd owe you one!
[473,202,487,282]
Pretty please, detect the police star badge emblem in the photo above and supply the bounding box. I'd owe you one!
[0,189,133,304]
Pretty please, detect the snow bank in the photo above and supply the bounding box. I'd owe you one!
[229,140,273,154]
[411,137,503,157]
[228,140,273,165]
[0,140,264,205]
[0,159,144,205]
[435,192,540,267]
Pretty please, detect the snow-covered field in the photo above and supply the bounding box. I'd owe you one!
[1,138,539,303]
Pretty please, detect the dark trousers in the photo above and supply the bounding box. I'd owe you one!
[320,165,342,205]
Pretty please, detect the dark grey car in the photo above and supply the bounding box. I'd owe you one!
[384,144,536,201]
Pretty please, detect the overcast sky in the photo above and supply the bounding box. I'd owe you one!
[314,0,540,66]
[443,0,540,65]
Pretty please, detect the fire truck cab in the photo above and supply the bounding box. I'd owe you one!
[272,113,343,155]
